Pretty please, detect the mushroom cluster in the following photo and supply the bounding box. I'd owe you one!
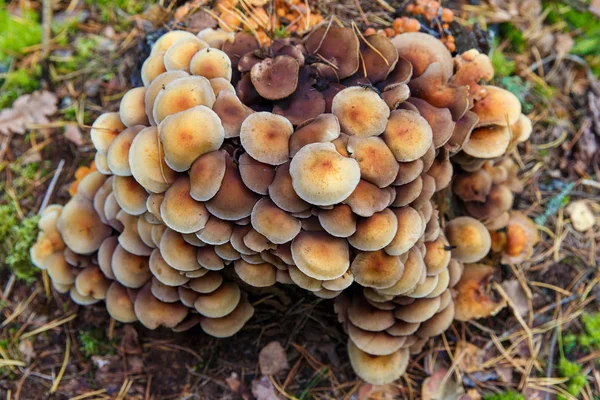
[30,24,532,385]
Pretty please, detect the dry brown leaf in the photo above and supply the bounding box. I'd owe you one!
[251,376,281,400]
[500,280,529,317]
[455,342,485,374]
[64,124,85,146]
[0,91,58,135]
[357,383,401,400]
[422,368,465,400]
[566,200,595,232]
[259,341,289,375]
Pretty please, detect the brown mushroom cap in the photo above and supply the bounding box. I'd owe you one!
[150,277,180,302]
[197,28,235,48]
[194,281,241,318]
[384,206,423,256]
[424,235,451,275]
[234,259,277,287]
[111,244,151,288]
[462,125,511,159]
[349,209,398,251]
[289,114,341,157]
[141,51,167,86]
[250,55,300,100]
[77,171,107,201]
[75,266,111,300]
[416,301,455,338]
[291,231,350,280]
[151,30,197,55]
[347,339,410,385]
[464,184,514,221]
[94,155,110,184]
[129,126,177,193]
[46,252,76,285]
[445,217,492,263]
[391,32,453,80]
[196,216,233,245]
[210,77,235,96]
[240,112,294,166]
[453,169,493,203]
[472,86,521,127]
[160,176,209,234]
[134,284,188,329]
[106,125,144,176]
[395,297,441,323]
[149,249,190,286]
[288,266,322,291]
[331,87,390,137]
[190,48,232,80]
[58,195,112,255]
[106,282,137,323]
[250,198,301,244]
[383,109,432,162]
[188,271,224,293]
[238,153,275,195]
[90,112,125,154]
[290,142,361,206]
[318,204,357,238]
[348,322,405,357]
[378,247,425,296]
[160,228,201,271]
[268,162,311,213]
[351,250,404,289]
[304,26,359,79]
[322,269,354,291]
[345,180,393,217]
[386,320,420,336]
[113,175,148,216]
[200,296,254,338]
[119,87,149,128]
[348,136,400,188]
[212,90,253,139]
[152,76,216,125]
[145,70,189,126]
[164,36,208,72]
[189,150,227,201]
[348,296,395,332]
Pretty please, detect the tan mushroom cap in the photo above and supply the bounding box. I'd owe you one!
[229,225,255,255]
[313,288,342,299]
[463,125,511,159]
[240,112,293,166]
[30,234,56,269]
[383,109,432,162]
[243,229,275,253]
[268,162,311,213]
[95,152,111,175]
[349,209,398,251]
[250,55,300,100]
[111,244,151,288]
[196,28,234,47]
[145,70,189,126]
[344,180,393,218]
[129,127,177,193]
[276,269,294,284]
[394,296,441,323]
[70,287,100,305]
[347,136,399,188]
[190,48,232,80]
[134,284,188,329]
[363,289,394,306]
[348,296,395,332]
[164,36,209,72]
[196,246,225,271]
[188,150,227,201]
[90,112,126,153]
[234,259,277,287]
[185,268,209,278]
[189,271,224,293]
[119,87,149,127]
[318,204,357,238]
[384,207,423,256]
[472,86,521,127]
[194,281,241,318]
[200,296,254,338]
[196,216,233,245]
[106,125,144,176]
[46,252,76,285]
[151,278,180,302]
[149,248,190,286]
[137,217,155,248]
[331,87,390,137]
[377,247,425,296]
[106,282,137,323]
[392,32,453,80]
[251,198,301,244]
[288,266,322,291]
[382,83,410,110]
[58,195,112,255]
[75,266,111,300]
[392,176,423,208]
[160,228,201,271]
[210,77,235,96]
[160,176,209,234]
[113,175,148,216]
[386,320,420,336]
[141,51,167,86]
[289,114,341,157]
[103,192,122,230]
[351,250,404,289]
[453,169,492,203]
[510,113,533,145]
[464,184,514,221]
[416,301,455,338]
[151,224,167,247]
[76,171,107,201]
[347,323,405,356]
[238,153,275,195]
[146,193,164,223]
[151,30,197,55]
[152,76,216,125]
[291,231,350,280]
[290,142,360,206]
[424,235,451,275]
[445,217,491,263]
[212,90,254,138]
[322,269,354,291]
[206,156,260,220]
[347,339,410,385]
[215,242,241,261]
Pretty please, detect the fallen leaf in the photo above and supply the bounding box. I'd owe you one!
[259,341,289,375]
[64,124,85,146]
[422,368,465,400]
[18,339,35,363]
[357,383,401,399]
[455,342,485,374]
[500,280,529,317]
[454,264,506,321]
[566,200,595,232]
[226,372,241,393]
[590,0,600,17]
[251,376,281,400]
[0,91,58,135]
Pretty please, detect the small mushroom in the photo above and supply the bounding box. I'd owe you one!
[152,76,216,124]
[291,231,350,280]
[119,87,149,127]
[445,217,492,263]
[164,36,208,72]
[134,284,188,329]
[240,112,294,165]
[250,55,300,100]
[190,48,233,80]
[160,176,209,234]
[332,87,390,137]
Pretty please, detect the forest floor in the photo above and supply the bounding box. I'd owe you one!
[1,0,599,399]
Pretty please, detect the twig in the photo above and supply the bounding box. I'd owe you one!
[39,159,65,214]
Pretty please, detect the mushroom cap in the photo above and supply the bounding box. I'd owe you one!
[424,234,451,275]
[215,242,241,261]
[189,271,224,293]
[391,176,423,208]
[351,250,404,289]
[331,87,390,137]
[190,48,232,80]
[76,171,107,201]
[386,320,420,337]
[240,112,294,166]
[347,323,406,356]
[151,277,180,302]
[95,154,110,179]
[164,36,208,72]
[151,30,197,55]
[107,125,145,176]
[360,34,399,84]
[454,263,506,321]
[289,114,341,157]
[129,127,177,193]
[445,216,492,263]
[378,247,425,296]
[196,246,226,271]
[70,287,100,305]
[347,340,410,385]
[464,184,514,221]
[416,301,455,338]
[347,296,395,332]
[189,150,227,201]
[322,269,354,291]
[111,244,151,288]
[250,55,300,100]
[268,162,311,213]
[30,234,56,269]
[391,32,453,80]
[146,193,164,223]
[318,204,357,238]
[113,175,148,216]
[134,284,188,329]
[238,153,275,195]
[152,76,216,125]
[347,136,399,188]
[510,113,533,145]
[200,296,254,338]
[160,176,209,234]
[196,216,233,245]
[291,231,350,280]
[194,282,241,318]
[304,26,359,79]
[145,70,189,126]
[251,198,301,244]
[445,110,479,153]
[90,112,125,153]
[75,266,111,300]
[141,51,167,86]
[106,282,137,323]
[197,28,235,48]
[383,109,433,162]
[384,206,423,256]
[289,142,361,206]
[119,87,149,127]
[344,180,392,217]
[395,297,441,323]
[288,266,322,291]
[212,90,254,138]
[453,169,493,203]
[58,195,112,255]
[160,228,201,271]
[234,259,277,287]
[349,209,398,251]
[382,83,411,110]
[472,86,521,127]
[149,248,190,286]
[46,252,76,285]
[210,77,235,96]
[462,125,511,159]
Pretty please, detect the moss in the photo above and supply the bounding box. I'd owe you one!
[78,329,116,358]
[557,357,586,399]
[0,65,41,109]
[0,2,42,63]
[0,205,40,283]
[499,23,526,53]
[491,48,516,78]
[498,76,533,113]
[483,391,525,400]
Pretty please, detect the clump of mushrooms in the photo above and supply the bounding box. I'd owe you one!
[31,24,534,385]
